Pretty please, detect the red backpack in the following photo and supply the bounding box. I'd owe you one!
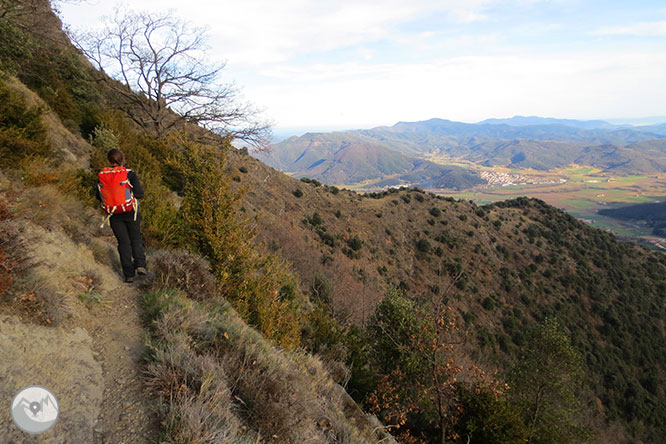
[98,166,137,226]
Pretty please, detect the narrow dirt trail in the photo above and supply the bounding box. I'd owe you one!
[86,277,159,444]
[1,218,160,443]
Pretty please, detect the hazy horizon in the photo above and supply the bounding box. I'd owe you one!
[270,114,666,141]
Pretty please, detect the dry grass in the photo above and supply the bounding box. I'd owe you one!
[149,249,217,301]
[89,237,121,271]
[143,289,392,444]
[3,75,92,167]
[14,184,101,244]
[146,331,253,444]
[0,182,126,325]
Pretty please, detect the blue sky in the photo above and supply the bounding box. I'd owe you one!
[60,0,666,132]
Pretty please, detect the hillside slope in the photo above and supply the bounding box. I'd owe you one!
[0,82,395,443]
[2,2,666,443]
[266,131,483,189]
[227,148,666,442]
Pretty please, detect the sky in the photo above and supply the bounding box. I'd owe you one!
[59,0,666,134]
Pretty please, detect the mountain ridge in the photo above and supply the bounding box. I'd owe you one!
[266,117,666,187]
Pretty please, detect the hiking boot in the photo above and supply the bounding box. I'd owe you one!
[125,276,134,283]
[136,267,147,276]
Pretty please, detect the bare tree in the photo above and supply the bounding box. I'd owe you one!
[72,9,271,147]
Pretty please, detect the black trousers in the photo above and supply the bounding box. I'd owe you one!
[109,210,146,278]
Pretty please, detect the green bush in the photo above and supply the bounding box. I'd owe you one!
[416,238,432,254]
[0,79,49,166]
[309,212,322,226]
[300,177,321,186]
[455,385,528,444]
[310,273,332,304]
[348,235,363,251]
[0,17,35,74]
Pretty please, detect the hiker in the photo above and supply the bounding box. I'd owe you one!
[97,148,147,283]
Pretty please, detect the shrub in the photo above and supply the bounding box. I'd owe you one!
[300,177,321,186]
[429,207,441,217]
[455,384,528,444]
[348,235,363,251]
[88,123,119,152]
[311,273,332,304]
[239,166,248,173]
[293,188,303,198]
[317,231,337,247]
[309,212,322,226]
[0,79,50,167]
[176,141,304,348]
[150,249,217,301]
[416,238,432,254]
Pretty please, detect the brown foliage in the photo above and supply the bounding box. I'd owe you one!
[145,330,245,443]
[0,247,15,297]
[150,249,217,301]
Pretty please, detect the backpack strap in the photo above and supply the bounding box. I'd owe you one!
[100,207,116,228]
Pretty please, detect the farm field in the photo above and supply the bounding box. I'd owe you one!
[426,164,666,247]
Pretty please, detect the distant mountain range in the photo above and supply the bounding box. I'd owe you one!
[262,117,666,188]
[263,131,483,189]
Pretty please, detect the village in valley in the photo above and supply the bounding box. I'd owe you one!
[480,170,568,187]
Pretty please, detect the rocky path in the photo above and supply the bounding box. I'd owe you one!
[87,278,159,444]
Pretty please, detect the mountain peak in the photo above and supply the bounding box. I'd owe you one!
[478,115,616,130]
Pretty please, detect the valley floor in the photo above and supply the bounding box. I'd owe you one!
[349,161,666,248]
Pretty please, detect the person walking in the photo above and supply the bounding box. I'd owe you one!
[97,148,147,283]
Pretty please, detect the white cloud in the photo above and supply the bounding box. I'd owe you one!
[247,51,666,127]
[593,20,666,36]
[61,0,497,66]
